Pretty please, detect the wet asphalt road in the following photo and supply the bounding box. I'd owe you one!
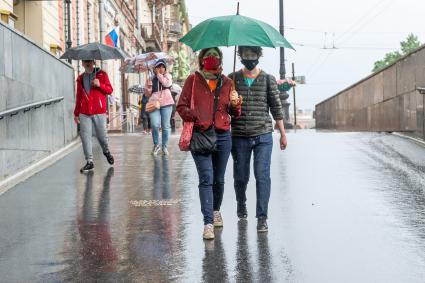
[1,131,425,283]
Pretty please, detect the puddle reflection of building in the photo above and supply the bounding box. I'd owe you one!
[126,156,179,281]
[202,228,229,282]
[77,168,117,273]
[235,221,253,282]
[153,156,171,200]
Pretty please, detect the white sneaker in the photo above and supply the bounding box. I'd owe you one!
[203,224,215,240]
[162,147,169,156]
[152,145,161,155]
[213,211,223,227]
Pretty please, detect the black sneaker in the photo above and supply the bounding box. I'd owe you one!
[257,217,268,232]
[80,162,94,173]
[237,203,248,220]
[104,151,114,165]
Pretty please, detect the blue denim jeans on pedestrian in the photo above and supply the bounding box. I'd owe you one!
[149,105,173,148]
[191,131,232,225]
[231,133,273,219]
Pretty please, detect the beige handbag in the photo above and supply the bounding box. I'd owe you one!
[146,100,160,113]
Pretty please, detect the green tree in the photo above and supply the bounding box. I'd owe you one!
[372,33,422,72]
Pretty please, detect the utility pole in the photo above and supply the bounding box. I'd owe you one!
[98,0,105,68]
[279,0,292,128]
[65,0,72,63]
[279,0,285,80]
[292,62,297,127]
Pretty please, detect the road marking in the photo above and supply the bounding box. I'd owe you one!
[129,199,181,207]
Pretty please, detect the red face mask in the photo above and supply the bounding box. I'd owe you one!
[202,56,220,71]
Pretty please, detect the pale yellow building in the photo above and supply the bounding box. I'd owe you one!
[0,0,12,11]
[1,0,192,132]
[0,0,17,28]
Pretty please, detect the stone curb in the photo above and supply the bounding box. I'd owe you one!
[0,139,81,197]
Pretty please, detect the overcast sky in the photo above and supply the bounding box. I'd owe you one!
[184,0,425,110]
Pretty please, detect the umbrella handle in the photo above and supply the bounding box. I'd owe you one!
[232,2,239,90]
[232,46,238,96]
[233,2,239,90]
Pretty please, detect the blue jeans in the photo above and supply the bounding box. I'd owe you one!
[232,133,273,219]
[191,131,232,225]
[149,105,173,147]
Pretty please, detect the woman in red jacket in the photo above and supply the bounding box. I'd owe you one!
[177,47,242,240]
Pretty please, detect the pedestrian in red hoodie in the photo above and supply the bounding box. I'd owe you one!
[177,47,242,240]
[74,60,115,173]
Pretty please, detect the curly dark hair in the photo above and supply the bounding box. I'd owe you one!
[237,46,263,58]
[198,47,223,69]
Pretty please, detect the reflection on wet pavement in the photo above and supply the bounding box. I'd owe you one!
[1,131,425,282]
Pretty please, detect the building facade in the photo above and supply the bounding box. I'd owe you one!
[0,0,193,131]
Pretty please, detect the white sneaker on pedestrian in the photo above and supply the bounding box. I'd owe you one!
[152,145,161,155]
[162,147,169,156]
[203,224,215,240]
[213,211,223,227]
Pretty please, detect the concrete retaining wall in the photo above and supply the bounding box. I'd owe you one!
[315,45,425,139]
[0,22,77,181]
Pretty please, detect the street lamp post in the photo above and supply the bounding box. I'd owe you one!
[279,0,292,129]
[65,0,72,63]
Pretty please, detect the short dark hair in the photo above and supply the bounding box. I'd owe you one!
[198,47,223,69]
[82,60,95,63]
[237,46,263,58]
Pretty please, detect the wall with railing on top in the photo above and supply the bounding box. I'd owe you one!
[0,21,76,181]
[315,44,425,140]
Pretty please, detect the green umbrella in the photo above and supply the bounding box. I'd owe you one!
[179,14,295,51]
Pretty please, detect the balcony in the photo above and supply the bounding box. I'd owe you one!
[147,0,176,6]
[169,22,182,35]
[142,23,162,51]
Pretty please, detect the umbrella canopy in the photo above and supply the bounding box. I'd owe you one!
[170,83,182,95]
[134,52,175,67]
[179,14,295,51]
[120,52,175,73]
[60,42,126,60]
[128,84,145,94]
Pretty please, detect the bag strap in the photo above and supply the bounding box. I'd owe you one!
[266,73,270,93]
[266,73,271,108]
[190,74,196,110]
[212,77,223,124]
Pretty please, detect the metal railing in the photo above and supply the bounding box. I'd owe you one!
[0,97,64,120]
[108,103,140,133]
[416,87,425,94]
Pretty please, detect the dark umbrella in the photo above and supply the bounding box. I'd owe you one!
[60,42,126,60]
[128,84,145,94]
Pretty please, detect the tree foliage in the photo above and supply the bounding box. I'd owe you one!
[372,34,422,73]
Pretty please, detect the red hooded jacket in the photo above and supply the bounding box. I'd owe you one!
[74,69,113,116]
[177,72,241,132]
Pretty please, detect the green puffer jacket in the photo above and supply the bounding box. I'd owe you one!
[228,70,283,137]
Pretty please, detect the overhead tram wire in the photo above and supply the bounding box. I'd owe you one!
[335,0,396,46]
[302,0,393,76]
[306,0,395,78]
[292,42,397,50]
